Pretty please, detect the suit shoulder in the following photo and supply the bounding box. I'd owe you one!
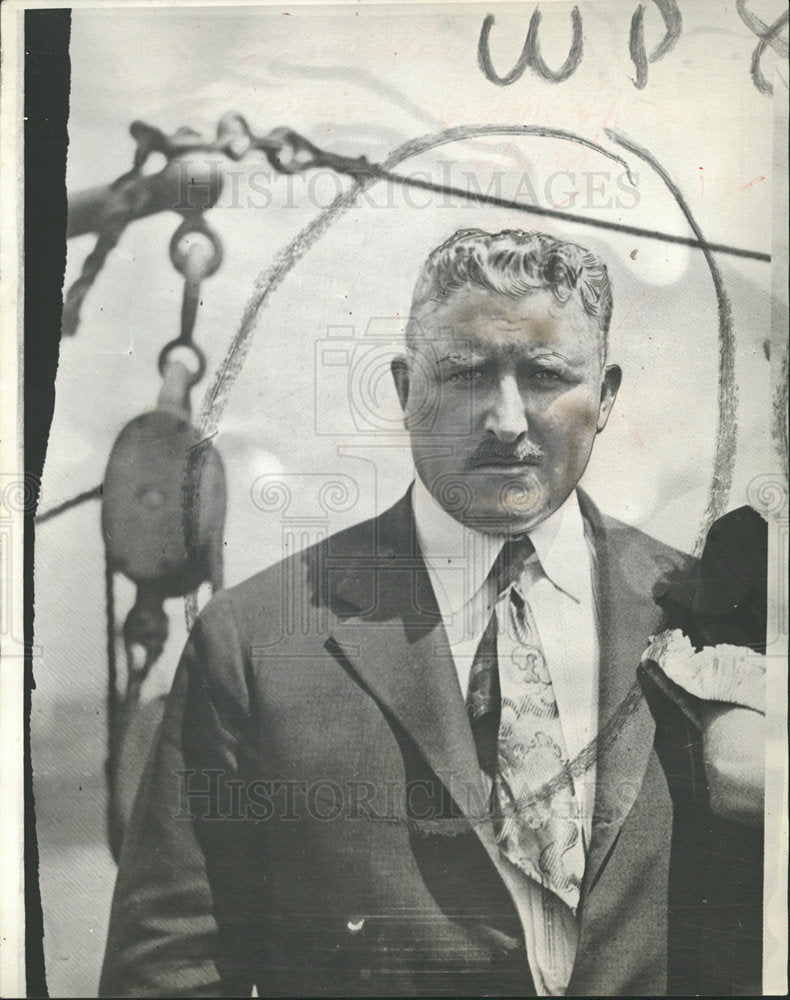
[599,513,695,568]
[197,507,384,640]
[595,512,699,617]
[579,490,696,575]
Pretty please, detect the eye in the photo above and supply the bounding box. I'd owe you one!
[531,369,563,383]
[447,369,482,384]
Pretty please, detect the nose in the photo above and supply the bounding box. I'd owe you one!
[483,374,528,442]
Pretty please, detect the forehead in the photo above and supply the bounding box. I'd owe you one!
[412,285,600,360]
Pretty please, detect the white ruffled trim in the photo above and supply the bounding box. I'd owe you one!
[642,629,765,713]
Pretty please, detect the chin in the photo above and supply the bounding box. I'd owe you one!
[464,491,552,534]
[486,473,547,518]
[477,506,550,534]
[426,468,554,530]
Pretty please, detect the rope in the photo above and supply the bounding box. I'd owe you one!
[104,554,124,862]
[62,215,133,337]
[34,484,102,523]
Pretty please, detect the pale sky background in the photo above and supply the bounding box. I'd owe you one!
[32,2,782,994]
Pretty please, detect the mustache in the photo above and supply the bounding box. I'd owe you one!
[469,438,545,464]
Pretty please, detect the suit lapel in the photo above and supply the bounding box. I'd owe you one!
[329,615,493,828]
[578,492,659,899]
[327,492,493,839]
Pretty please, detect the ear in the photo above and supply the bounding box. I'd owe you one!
[391,355,410,412]
[596,364,622,432]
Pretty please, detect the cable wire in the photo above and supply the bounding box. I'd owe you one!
[362,165,771,262]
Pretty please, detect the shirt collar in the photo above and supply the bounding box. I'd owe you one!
[413,474,590,613]
[527,489,590,603]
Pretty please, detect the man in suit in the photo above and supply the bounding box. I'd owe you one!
[100,229,692,996]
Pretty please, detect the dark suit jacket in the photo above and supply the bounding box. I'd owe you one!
[100,489,693,997]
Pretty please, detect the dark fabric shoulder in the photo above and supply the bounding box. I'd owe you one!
[598,511,696,574]
[578,489,697,602]
[603,513,698,626]
[201,491,412,646]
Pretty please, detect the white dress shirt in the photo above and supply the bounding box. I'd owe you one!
[412,475,600,995]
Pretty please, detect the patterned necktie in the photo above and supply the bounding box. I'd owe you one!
[465,536,535,777]
[466,536,586,914]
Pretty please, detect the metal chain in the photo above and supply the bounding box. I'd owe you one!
[64,111,770,338]
[127,113,373,175]
[157,215,224,389]
[115,117,773,265]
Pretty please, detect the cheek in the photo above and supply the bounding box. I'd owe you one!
[412,387,474,436]
[405,374,438,430]
[540,392,601,455]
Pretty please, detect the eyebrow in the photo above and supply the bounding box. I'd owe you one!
[437,349,574,365]
[437,352,477,364]
[529,351,571,362]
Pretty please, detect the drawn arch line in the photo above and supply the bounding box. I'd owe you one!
[182,123,733,627]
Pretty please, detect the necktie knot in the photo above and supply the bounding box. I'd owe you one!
[467,536,536,732]
[488,534,536,597]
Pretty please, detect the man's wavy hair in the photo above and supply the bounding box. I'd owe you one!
[407,228,613,357]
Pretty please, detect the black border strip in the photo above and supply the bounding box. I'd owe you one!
[24,8,71,997]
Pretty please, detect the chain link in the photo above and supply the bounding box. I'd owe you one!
[156,215,224,387]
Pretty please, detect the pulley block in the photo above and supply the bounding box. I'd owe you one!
[102,407,226,596]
